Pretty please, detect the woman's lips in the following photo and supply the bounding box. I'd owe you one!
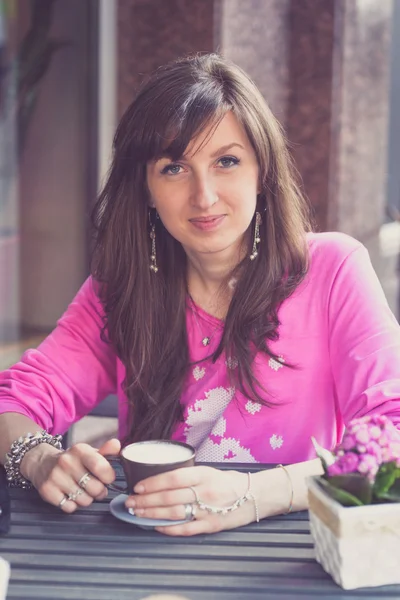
[189,215,226,231]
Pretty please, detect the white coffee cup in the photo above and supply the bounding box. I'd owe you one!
[0,557,10,600]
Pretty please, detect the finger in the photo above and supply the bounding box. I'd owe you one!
[126,487,195,510]
[57,451,107,499]
[133,504,191,521]
[51,466,94,508]
[134,466,209,494]
[57,496,79,514]
[93,487,108,501]
[39,479,79,514]
[69,442,117,485]
[155,516,218,537]
[98,438,121,457]
[155,509,249,537]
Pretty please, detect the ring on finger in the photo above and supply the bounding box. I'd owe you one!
[68,488,84,503]
[78,472,91,490]
[184,503,196,520]
[58,494,68,508]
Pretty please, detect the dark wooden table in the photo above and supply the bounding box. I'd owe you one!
[1,464,399,600]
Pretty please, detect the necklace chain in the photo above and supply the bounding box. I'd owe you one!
[188,296,223,347]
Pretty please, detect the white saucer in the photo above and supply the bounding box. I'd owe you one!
[109,494,189,530]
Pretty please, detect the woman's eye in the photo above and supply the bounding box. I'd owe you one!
[217,156,240,168]
[161,163,182,175]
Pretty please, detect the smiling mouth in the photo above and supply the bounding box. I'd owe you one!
[189,215,225,223]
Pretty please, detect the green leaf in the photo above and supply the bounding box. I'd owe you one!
[311,436,336,472]
[317,477,365,507]
[327,474,373,505]
[375,471,400,502]
[373,461,400,498]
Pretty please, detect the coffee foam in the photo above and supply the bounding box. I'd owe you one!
[122,442,193,464]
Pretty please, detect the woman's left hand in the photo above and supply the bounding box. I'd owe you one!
[124,466,256,536]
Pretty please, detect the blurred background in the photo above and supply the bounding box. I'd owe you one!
[1,0,400,443]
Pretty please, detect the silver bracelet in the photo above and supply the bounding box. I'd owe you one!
[196,472,260,522]
[4,430,63,489]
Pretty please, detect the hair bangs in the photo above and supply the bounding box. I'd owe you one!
[147,84,229,163]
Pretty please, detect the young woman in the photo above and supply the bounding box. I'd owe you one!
[1,53,399,536]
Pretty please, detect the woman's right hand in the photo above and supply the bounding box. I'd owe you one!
[20,438,121,512]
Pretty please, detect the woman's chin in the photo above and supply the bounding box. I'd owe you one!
[186,240,244,259]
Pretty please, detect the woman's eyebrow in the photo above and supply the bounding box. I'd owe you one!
[209,143,244,158]
[153,142,244,164]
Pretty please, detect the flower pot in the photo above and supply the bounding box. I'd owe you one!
[307,475,400,590]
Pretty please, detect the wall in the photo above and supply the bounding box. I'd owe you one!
[18,0,94,329]
[116,0,397,314]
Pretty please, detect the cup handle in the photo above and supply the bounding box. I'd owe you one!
[103,455,128,493]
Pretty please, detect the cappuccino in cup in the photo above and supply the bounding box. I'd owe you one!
[122,441,193,464]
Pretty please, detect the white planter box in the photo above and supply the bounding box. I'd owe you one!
[307,476,400,590]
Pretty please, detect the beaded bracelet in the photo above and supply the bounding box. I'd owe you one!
[277,464,294,514]
[4,430,63,489]
[195,472,260,522]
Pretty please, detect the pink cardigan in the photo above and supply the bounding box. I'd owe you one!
[1,232,400,463]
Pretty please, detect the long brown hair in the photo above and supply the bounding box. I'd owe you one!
[91,53,312,444]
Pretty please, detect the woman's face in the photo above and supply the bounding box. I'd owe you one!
[146,111,260,261]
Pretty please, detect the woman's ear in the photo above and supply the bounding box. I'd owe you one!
[145,179,156,208]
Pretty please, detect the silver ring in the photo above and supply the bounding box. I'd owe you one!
[78,472,91,490]
[58,495,68,508]
[190,486,200,504]
[184,503,195,520]
[67,488,84,503]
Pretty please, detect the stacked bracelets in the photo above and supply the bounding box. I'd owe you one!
[4,430,63,489]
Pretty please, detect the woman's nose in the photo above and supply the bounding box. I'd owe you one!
[190,177,218,210]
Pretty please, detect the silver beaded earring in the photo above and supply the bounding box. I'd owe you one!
[149,215,158,273]
[250,212,261,260]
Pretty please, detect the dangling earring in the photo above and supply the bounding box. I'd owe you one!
[149,216,158,273]
[250,212,261,260]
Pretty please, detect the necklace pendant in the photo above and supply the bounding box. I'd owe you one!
[202,336,211,347]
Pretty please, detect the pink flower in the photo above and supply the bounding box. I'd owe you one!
[381,447,394,462]
[369,426,382,440]
[327,416,400,484]
[327,451,360,477]
[392,442,400,457]
[354,427,370,445]
[340,452,360,474]
[327,462,343,477]
[379,433,389,446]
[324,416,400,499]
[365,441,382,463]
[357,454,379,481]
[342,434,357,451]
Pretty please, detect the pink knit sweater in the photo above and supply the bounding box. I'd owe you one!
[1,232,400,463]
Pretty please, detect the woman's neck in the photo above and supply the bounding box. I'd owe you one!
[186,248,241,319]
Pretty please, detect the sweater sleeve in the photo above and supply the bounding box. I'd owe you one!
[0,277,117,434]
[328,244,400,429]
